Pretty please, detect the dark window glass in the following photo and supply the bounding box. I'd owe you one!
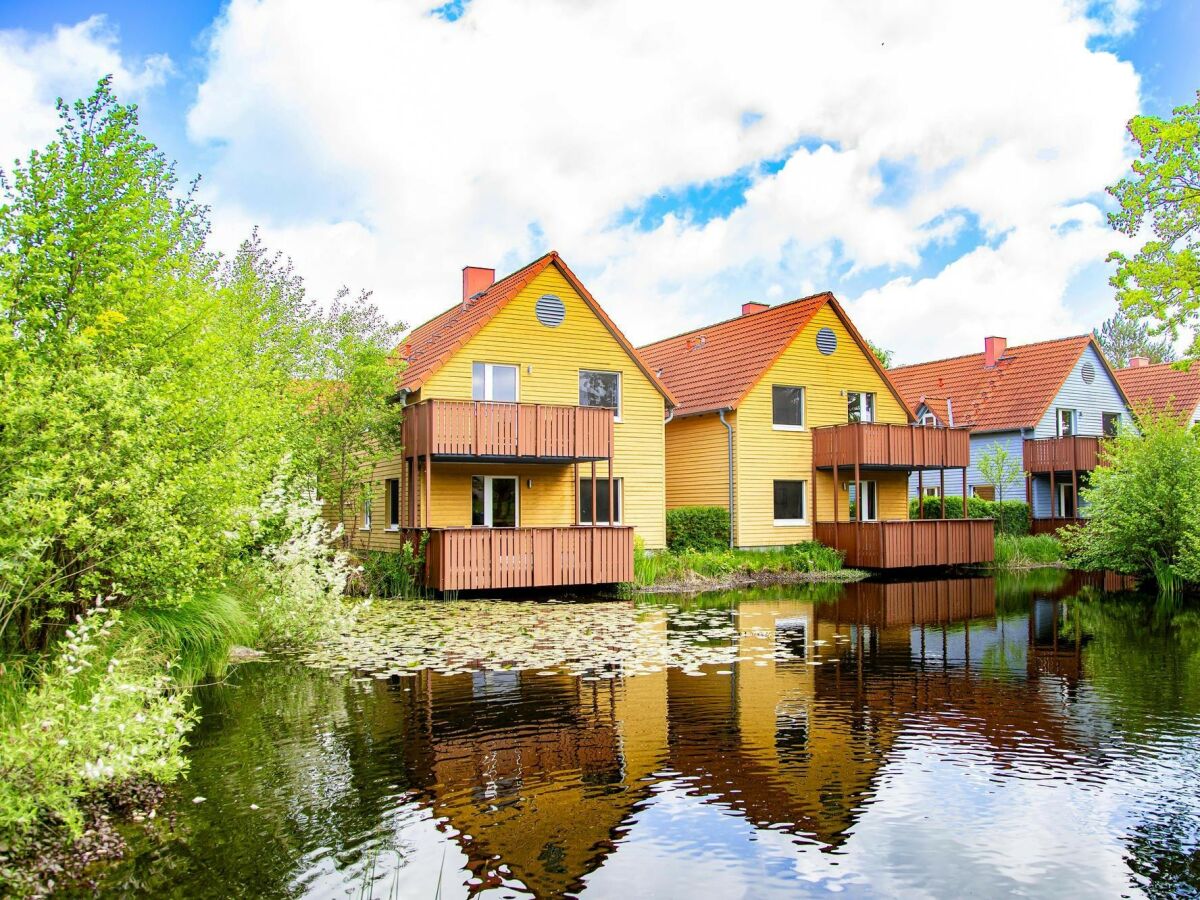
[387,478,400,527]
[471,476,485,526]
[1103,412,1120,437]
[773,480,805,521]
[491,478,517,527]
[772,386,804,427]
[579,371,620,414]
[579,478,622,524]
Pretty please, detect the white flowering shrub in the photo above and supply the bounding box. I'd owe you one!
[241,462,360,648]
[0,600,195,844]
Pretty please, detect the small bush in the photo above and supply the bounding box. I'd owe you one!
[633,541,844,586]
[909,496,1030,536]
[994,534,1063,568]
[666,506,730,552]
[359,539,427,599]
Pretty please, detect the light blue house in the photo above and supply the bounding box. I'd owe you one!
[889,335,1135,531]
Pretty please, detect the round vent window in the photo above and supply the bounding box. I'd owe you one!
[1081,362,1096,384]
[535,294,565,328]
[816,327,838,356]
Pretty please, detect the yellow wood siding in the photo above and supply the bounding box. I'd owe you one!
[405,264,667,548]
[663,411,732,509]
[733,305,908,548]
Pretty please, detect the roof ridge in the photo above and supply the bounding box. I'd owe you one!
[638,291,832,350]
[891,332,1091,372]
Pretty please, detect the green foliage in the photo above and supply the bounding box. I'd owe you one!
[1095,307,1177,367]
[977,443,1026,506]
[633,540,845,587]
[0,605,194,855]
[867,339,893,368]
[1061,412,1200,592]
[993,534,1063,569]
[124,591,252,688]
[1107,91,1200,362]
[908,495,1031,536]
[666,506,730,552]
[359,541,427,599]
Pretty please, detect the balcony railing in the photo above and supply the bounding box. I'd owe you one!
[1022,436,1100,474]
[815,519,995,569]
[812,423,971,470]
[394,526,633,591]
[403,400,613,461]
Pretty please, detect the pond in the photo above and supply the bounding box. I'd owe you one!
[96,571,1200,898]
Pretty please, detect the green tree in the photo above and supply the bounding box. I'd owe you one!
[1107,92,1200,362]
[1062,413,1200,592]
[868,339,893,368]
[977,443,1025,506]
[1095,306,1177,367]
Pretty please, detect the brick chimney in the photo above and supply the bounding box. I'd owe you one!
[984,336,1007,368]
[1128,355,1151,368]
[462,266,495,302]
[741,301,769,316]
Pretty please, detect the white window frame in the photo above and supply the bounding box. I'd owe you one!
[922,486,941,498]
[472,475,519,528]
[921,412,937,426]
[1057,481,1076,519]
[772,479,808,527]
[578,477,623,525]
[472,362,519,402]
[360,495,372,531]
[771,385,806,431]
[850,480,878,522]
[1056,408,1076,437]
[848,391,876,423]
[1102,411,1121,437]
[385,478,401,530]
[579,369,622,422]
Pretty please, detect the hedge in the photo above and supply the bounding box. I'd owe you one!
[666,505,730,552]
[908,496,1030,536]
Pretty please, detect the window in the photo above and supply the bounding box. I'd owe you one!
[1103,412,1120,437]
[1056,408,1076,437]
[1057,482,1076,518]
[847,480,877,521]
[579,370,621,420]
[773,480,807,525]
[923,486,941,498]
[361,495,372,530]
[772,386,805,430]
[472,362,518,402]
[921,412,937,426]
[972,485,995,501]
[471,476,518,527]
[579,478,622,525]
[847,392,876,423]
[386,478,400,529]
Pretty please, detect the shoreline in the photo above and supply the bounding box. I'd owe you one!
[635,568,869,595]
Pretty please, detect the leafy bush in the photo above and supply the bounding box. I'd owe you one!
[994,534,1063,568]
[0,603,194,854]
[666,506,730,552]
[359,539,428,599]
[124,591,253,688]
[909,496,1030,536]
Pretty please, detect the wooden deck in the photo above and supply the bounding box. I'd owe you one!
[815,519,995,569]
[396,526,633,591]
[403,400,613,461]
[1023,436,1100,473]
[812,423,971,470]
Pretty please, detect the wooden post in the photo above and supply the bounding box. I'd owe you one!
[832,429,839,524]
[917,469,924,519]
[591,461,597,526]
[1050,468,1057,526]
[424,454,432,528]
[962,466,968,515]
[939,468,946,520]
[608,454,615,527]
[574,462,579,525]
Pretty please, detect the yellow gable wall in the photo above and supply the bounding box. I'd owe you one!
[663,411,732,510]
[419,264,667,548]
[734,304,908,547]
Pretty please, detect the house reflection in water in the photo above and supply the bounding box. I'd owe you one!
[389,575,1118,897]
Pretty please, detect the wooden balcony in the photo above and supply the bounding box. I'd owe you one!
[813,423,971,470]
[1023,436,1100,473]
[395,526,633,591]
[815,519,995,569]
[403,400,613,462]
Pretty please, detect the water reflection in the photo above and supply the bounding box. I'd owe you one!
[99,573,1200,899]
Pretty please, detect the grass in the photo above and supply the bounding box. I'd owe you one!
[124,589,255,688]
[993,534,1064,570]
[633,539,852,588]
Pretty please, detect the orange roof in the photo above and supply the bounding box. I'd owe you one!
[889,334,1121,432]
[1115,361,1200,421]
[638,293,912,419]
[396,252,674,406]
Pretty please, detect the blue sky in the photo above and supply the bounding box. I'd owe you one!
[0,0,1196,362]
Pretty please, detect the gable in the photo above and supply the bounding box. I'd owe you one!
[1034,342,1136,437]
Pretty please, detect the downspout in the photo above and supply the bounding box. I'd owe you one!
[946,397,954,427]
[718,409,734,549]
[664,408,674,425]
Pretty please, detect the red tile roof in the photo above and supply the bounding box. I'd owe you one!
[1115,361,1200,421]
[889,334,1117,432]
[638,293,912,419]
[396,252,674,406]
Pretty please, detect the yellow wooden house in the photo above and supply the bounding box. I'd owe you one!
[640,295,993,567]
[336,252,674,591]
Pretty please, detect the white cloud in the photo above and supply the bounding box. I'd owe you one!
[181,0,1140,356]
[0,16,172,171]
